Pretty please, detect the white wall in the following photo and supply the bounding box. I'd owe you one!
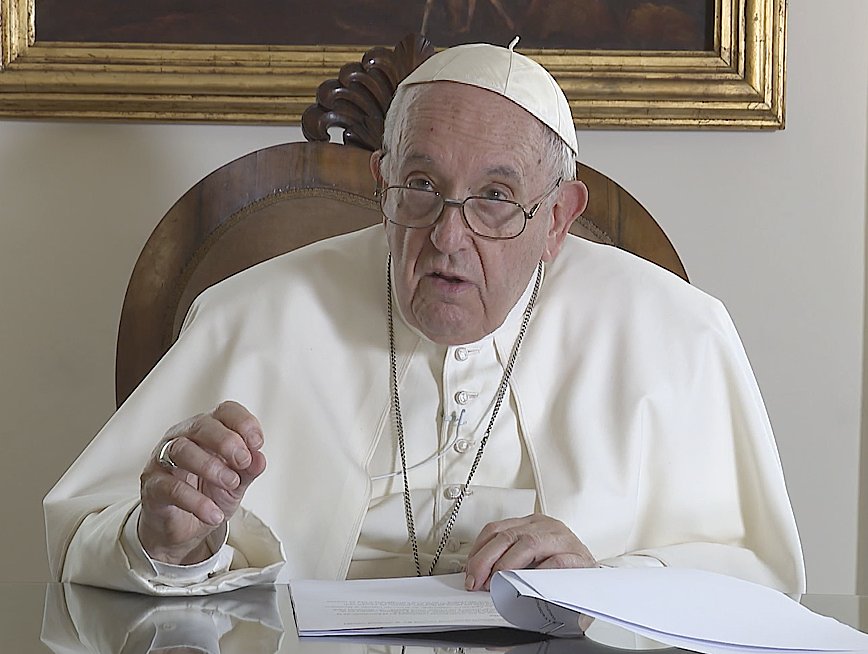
[0,0,865,593]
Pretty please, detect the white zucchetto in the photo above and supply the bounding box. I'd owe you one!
[399,39,578,159]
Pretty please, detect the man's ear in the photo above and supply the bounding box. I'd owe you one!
[370,150,386,187]
[542,179,589,263]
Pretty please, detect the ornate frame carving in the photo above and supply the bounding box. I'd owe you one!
[0,0,785,128]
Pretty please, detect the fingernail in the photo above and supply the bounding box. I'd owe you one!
[235,449,252,468]
[206,506,224,526]
[249,431,263,449]
[464,574,475,591]
[221,469,240,488]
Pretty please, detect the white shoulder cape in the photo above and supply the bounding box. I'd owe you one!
[44,226,805,595]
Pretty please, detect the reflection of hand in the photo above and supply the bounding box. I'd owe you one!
[42,583,284,654]
[138,401,267,564]
[464,513,598,591]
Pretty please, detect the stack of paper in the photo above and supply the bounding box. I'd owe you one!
[291,573,510,635]
[291,568,868,653]
[493,568,868,653]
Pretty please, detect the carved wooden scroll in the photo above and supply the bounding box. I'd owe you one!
[301,33,436,152]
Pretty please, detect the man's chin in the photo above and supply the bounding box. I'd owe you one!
[413,309,485,345]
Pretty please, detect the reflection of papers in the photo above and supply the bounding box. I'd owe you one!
[491,568,868,654]
[290,573,512,635]
[307,629,552,649]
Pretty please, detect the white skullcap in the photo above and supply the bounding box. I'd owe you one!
[398,39,578,159]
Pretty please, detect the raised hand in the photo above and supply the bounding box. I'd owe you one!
[138,401,266,564]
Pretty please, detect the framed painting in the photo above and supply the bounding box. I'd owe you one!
[0,0,785,128]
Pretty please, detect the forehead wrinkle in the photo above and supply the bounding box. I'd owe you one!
[401,151,434,167]
[392,85,543,187]
[386,148,431,181]
[396,148,525,184]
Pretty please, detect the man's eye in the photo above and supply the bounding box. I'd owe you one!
[406,178,434,191]
[481,188,510,201]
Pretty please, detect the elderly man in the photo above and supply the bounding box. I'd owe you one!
[44,42,805,596]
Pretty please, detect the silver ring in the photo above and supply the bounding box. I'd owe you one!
[157,438,179,470]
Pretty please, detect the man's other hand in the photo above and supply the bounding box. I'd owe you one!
[464,513,597,591]
[138,401,266,565]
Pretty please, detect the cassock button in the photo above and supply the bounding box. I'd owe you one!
[444,484,472,500]
[444,485,461,500]
[454,347,469,361]
[453,439,471,454]
[455,390,469,405]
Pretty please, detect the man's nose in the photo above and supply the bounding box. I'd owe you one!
[430,201,472,252]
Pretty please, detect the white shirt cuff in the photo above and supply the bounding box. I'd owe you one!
[122,504,235,585]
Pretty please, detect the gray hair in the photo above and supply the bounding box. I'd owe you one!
[541,122,578,182]
[382,84,577,183]
[380,85,410,176]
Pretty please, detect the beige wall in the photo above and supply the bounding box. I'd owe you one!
[0,0,865,593]
[861,79,868,596]
[577,2,868,595]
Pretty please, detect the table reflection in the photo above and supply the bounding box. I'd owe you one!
[40,583,683,654]
[42,583,283,654]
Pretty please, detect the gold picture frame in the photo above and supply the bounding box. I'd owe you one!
[0,0,785,128]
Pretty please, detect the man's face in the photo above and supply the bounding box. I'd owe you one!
[373,82,584,345]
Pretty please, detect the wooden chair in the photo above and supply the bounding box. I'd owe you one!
[115,34,687,407]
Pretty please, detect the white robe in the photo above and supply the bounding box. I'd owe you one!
[43,226,806,595]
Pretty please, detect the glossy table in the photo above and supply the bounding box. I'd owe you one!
[1,582,865,654]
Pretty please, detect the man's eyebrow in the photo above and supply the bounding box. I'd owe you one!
[401,152,435,167]
[484,165,522,183]
[397,155,522,183]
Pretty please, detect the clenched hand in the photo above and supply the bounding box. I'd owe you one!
[138,401,266,565]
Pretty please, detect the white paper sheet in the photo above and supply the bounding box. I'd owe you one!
[290,568,868,652]
[490,568,868,654]
[290,573,512,636]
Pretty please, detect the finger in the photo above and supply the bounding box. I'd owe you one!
[164,436,242,491]
[466,515,592,591]
[202,449,267,517]
[537,552,597,570]
[141,470,225,527]
[465,533,520,591]
[466,530,549,591]
[465,516,541,590]
[481,526,593,580]
[467,515,536,558]
[213,401,264,451]
[237,449,267,488]
[183,415,254,471]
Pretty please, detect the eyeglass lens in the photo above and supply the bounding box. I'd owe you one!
[382,188,526,238]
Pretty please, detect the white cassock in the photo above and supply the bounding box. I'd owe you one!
[43,226,806,595]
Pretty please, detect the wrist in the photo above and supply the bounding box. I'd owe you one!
[176,540,213,565]
[139,524,215,566]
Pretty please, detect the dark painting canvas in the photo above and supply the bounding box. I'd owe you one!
[35,0,713,51]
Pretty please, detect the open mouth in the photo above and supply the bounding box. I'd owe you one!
[431,272,466,284]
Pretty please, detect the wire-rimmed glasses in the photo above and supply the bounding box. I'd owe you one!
[376,178,562,240]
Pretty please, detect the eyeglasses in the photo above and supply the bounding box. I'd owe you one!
[376,178,562,240]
